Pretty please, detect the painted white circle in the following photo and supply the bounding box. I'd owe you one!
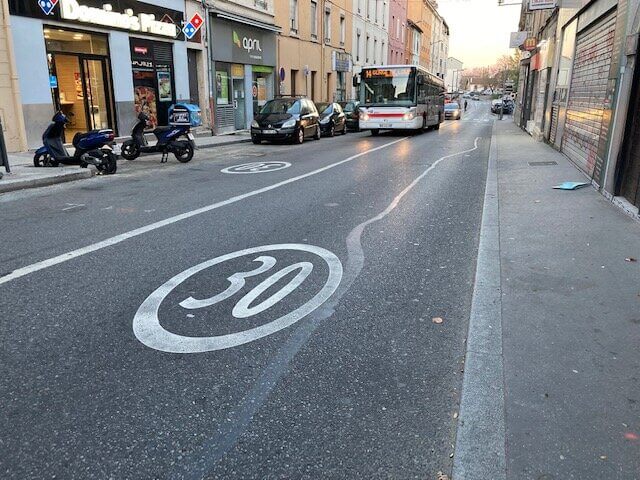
[133,244,343,353]
[221,161,291,174]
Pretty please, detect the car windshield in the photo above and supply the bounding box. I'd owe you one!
[260,99,300,115]
[445,104,459,110]
[316,103,332,114]
[361,68,416,106]
[342,102,357,112]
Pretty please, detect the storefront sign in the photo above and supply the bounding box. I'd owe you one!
[529,0,557,10]
[11,0,183,39]
[332,51,351,72]
[523,37,538,51]
[509,31,529,49]
[59,0,178,37]
[210,17,276,66]
[182,12,203,40]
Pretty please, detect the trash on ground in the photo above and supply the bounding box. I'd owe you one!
[432,317,444,324]
[552,181,590,190]
[624,257,637,262]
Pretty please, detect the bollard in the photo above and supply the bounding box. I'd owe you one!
[0,117,10,174]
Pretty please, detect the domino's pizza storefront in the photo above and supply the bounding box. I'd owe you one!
[209,14,278,134]
[9,0,192,148]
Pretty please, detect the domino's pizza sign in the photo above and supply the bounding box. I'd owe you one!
[182,13,203,40]
[38,0,59,15]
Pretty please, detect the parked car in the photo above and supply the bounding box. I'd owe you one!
[444,102,462,120]
[462,92,471,99]
[339,100,361,131]
[251,97,320,144]
[491,99,514,114]
[316,102,347,136]
[491,99,503,114]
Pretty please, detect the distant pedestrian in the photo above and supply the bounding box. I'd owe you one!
[464,100,468,112]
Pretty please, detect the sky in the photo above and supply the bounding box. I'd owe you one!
[437,0,522,69]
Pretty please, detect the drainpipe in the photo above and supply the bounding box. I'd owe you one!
[202,0,215,134]
[1,0,28,151]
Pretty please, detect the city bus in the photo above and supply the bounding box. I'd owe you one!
[356,65,445,135]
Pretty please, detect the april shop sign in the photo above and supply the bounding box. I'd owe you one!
[10,0,184,39]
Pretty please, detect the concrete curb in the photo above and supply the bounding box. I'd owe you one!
[452,120,507,479]
[195,137,252,149]
[0,169,94,194]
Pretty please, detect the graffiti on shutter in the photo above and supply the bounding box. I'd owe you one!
[562,10,616,177]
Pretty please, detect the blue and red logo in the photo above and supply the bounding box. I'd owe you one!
[38,0,59,15]
[182,13,203,39]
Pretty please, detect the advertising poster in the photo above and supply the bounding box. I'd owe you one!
[157,71,173,102]
[216,71,230,105]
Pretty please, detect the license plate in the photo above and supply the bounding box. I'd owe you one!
[263,129,277,134]
[379,123,385,128]
[112,144,121,155]
[187,133,195,141]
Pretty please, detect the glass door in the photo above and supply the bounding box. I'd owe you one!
[82,58,111,131]
[233,78,246,130]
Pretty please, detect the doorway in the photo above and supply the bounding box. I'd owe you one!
[233,78,246,130]
[45,28,115,140]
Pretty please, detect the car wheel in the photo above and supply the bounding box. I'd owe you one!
[314,125,321,140]
[371,129,379,136]
[252,136,261,145]
[342,123,347,135]
[329,124,335,137]
[294,128,304,144]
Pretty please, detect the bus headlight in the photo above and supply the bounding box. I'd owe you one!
[403,108,417,121]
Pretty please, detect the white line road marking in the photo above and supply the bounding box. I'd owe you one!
[221,161,291,174]
[133,244,343,353]
[0,137,407,286]
[62,203,86,211]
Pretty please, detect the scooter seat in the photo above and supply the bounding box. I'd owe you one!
[153,126,173,136]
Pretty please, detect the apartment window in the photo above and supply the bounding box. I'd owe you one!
[374,0,378,23]
[392,15,395,36]
[290,0,298,33]
[401,23,405,43]
[254,0,268,9]
[381,41,385,64]
[324,7,331,43]
[291,69,298,95]
[356,32,361,62]
[367,0,370,19]
[382,1,386,27]
[310,1,317,39]
[374,38,377,64]
[396,18,400,40]
[366,35,370,63]
[340,15,345,45]
[358,0,362,14]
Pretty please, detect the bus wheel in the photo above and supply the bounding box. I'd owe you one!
[371,129,379,136]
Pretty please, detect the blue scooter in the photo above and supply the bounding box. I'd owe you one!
[34,112,117,174]
[120,112,195,163]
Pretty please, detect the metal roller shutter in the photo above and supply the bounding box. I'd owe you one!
[562,10,616,176]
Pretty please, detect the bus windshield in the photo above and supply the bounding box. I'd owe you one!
[361,68,417,106]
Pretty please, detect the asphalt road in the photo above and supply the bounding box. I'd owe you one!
[0,102,493,479]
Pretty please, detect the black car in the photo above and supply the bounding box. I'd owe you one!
[339,100,361,131]
[316,102,347,137]
[251,97,320,144]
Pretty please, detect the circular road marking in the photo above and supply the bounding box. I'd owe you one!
[221,161,291,174]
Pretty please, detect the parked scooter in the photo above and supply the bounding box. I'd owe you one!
[120,112,195,163]
[33,112,117,174]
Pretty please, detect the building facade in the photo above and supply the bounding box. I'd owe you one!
[207,0,279,134]
[431,9,449,78]
[276,0,353,103]
[514,0,640,216]
[8,0,201,148]
[1,0,27,152]
[445,56,463,92]
[387,0,407,64]
[351,0,389,97]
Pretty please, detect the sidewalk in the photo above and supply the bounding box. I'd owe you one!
[0,131,251,194]
[456,120,640,479]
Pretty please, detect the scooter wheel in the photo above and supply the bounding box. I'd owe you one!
[175,143,194,163]
[96,152,117,175]
[33,152,57,167]
[121,141,140,161]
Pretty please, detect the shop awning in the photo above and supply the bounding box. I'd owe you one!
[210,9,282,33]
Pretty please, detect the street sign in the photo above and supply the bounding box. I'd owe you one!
[279,67,285,81]
[529,0,557,10]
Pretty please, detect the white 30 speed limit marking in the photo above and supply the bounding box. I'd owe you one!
[133,244,343,353]
[221,161,291,174]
